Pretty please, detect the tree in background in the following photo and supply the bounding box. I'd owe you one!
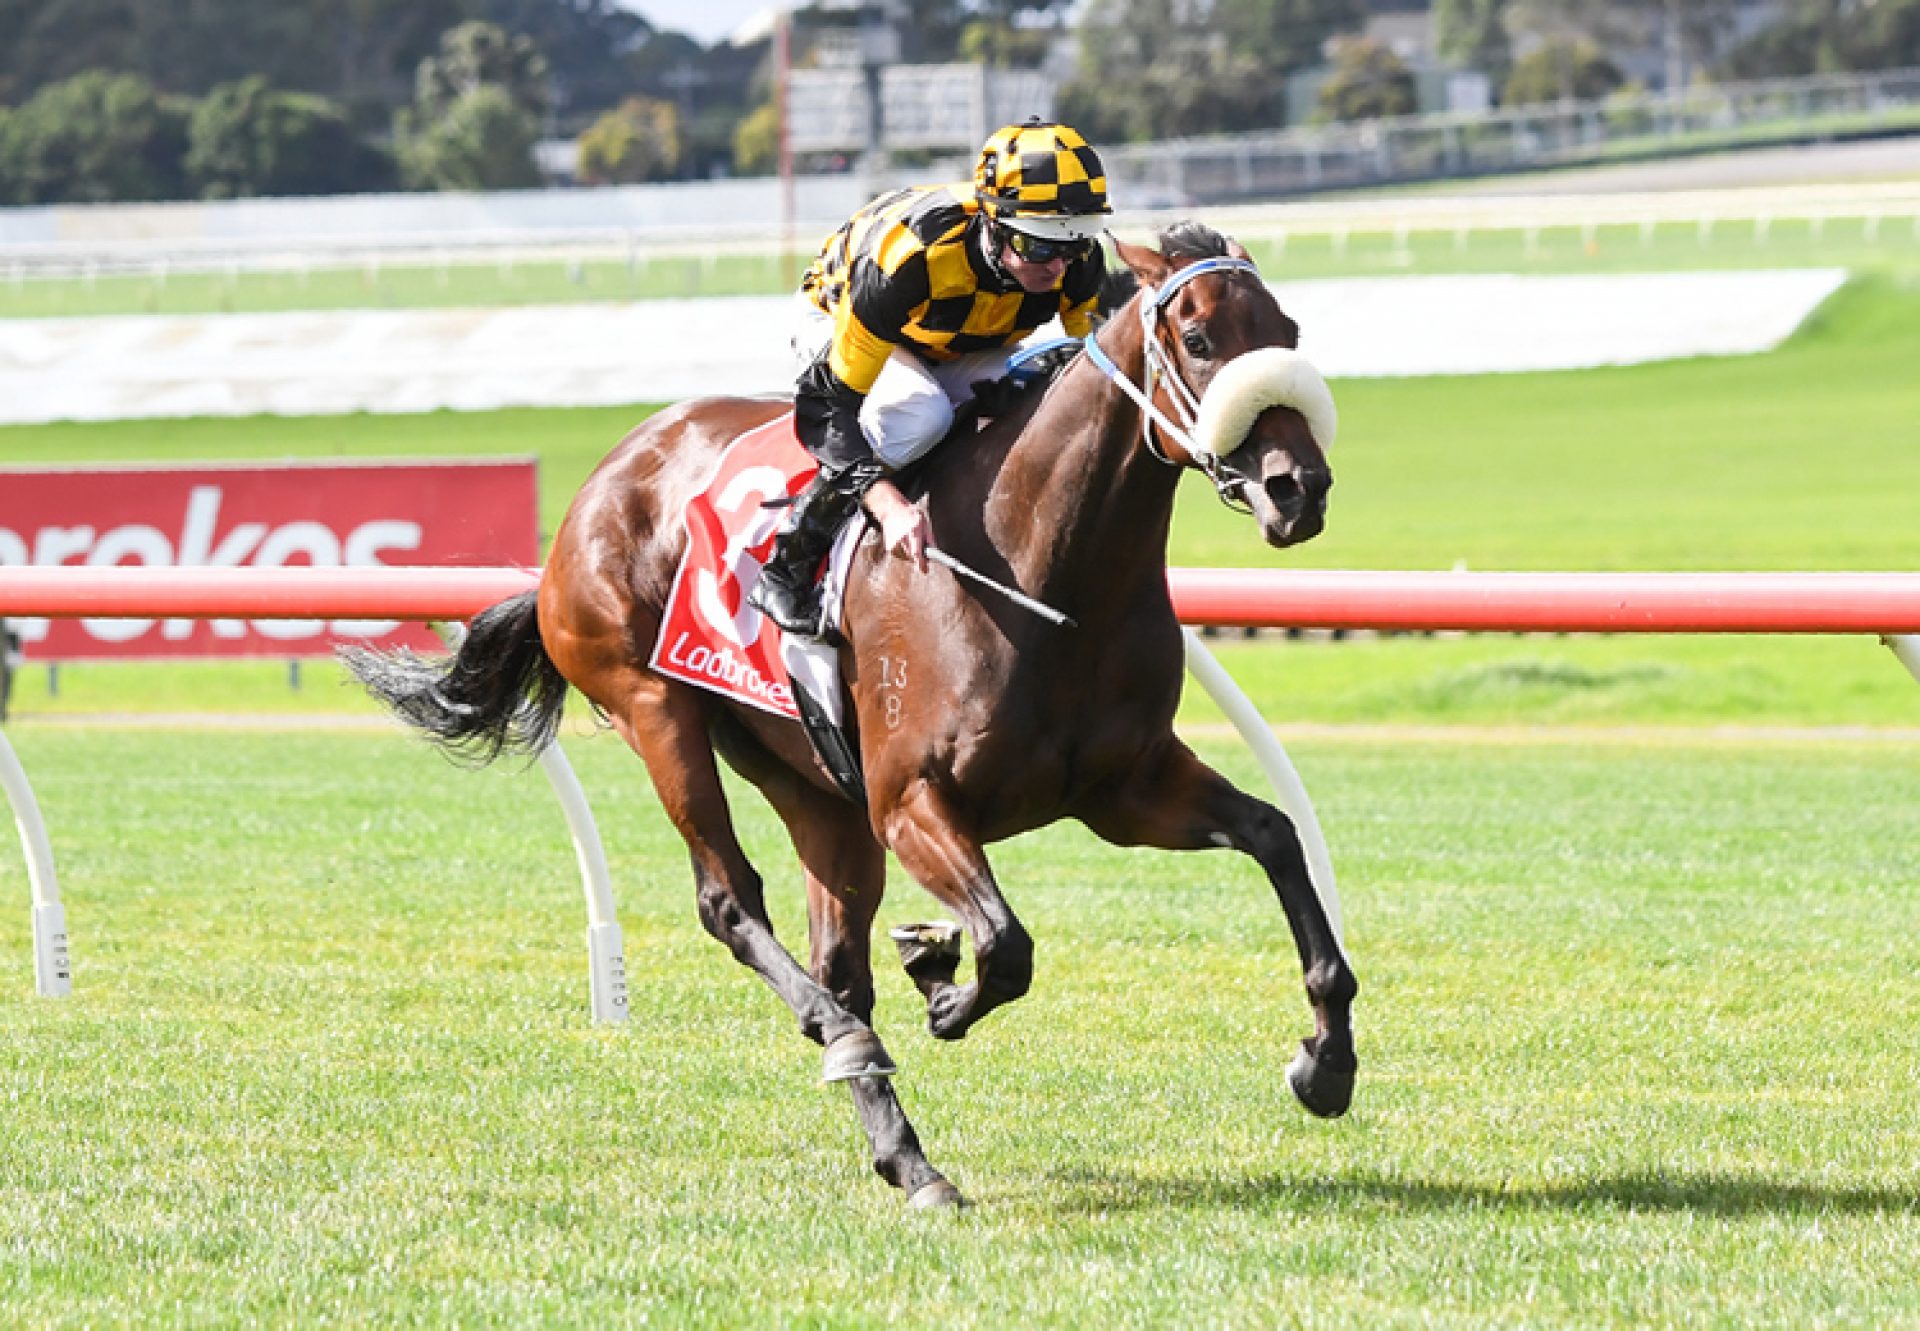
[403,83,542,189]
[952,0,1075,67]
[576,95,681,183]
[468,0,650,126]
[413,19,550,123]
[0,0,461,116]
[627,27,764,179]
[1502,0,1733,90]
[1063,0,1364,140]
[1607,0,1741,89]
[401,20,547,189]
[732,100,780,176]
[1829,0,1920,71]
[1318,35,1417,122]
[0,71,189,204]
[1503,36,1624,103]
[1502,0,1602,54]
[1736,0,1920,77]
[311,0,470,126]
[0,0,151,105]
[890,0,1074,63]
[187,77,395,197]
[1718,1,1828,77]
[957,20,1056,68]
[1434,0,1511,88]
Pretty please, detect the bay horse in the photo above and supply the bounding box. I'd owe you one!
[345,223,1357,1209]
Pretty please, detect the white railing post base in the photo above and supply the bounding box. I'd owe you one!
[432,620,629,1024]
[588,920,629,1024]
[33,900,70,997]
[1886,634,1920,686]
[3,724,69,997]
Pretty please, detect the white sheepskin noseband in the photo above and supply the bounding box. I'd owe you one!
[1190,347,1338,461]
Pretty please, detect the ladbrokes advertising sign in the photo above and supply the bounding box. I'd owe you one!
[0,459,538,660]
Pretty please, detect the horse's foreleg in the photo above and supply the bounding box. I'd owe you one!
[883,779,1032,1042]
[749,761,957,1204]
[1079,739,1357,1119]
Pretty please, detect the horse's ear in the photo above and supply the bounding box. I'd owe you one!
[1113,235,1171,289]
[1226,237,1253,262]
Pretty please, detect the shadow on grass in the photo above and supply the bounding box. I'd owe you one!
[1040,1167,1920,1218]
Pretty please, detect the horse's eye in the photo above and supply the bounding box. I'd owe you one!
[1181,330,1210,359]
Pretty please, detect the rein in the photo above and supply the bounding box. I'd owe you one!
[1082,256,1264,513]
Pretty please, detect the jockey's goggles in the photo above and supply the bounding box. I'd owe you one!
[999,223,1097,265]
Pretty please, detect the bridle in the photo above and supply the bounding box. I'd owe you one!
[1083,256,1266,513]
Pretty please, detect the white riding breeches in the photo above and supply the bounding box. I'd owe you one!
[791,292,1023,471]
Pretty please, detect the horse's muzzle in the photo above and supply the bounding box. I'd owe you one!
[1259,463,1331,546]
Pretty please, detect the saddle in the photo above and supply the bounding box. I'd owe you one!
[650,345,1086,804]
[646,413,870,801]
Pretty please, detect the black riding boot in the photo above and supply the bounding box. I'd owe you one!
[749,469,862,638]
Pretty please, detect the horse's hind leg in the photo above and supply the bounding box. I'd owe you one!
[609,677,882,1058]
[1079,738,1358,1119]
[726,736,959,1206]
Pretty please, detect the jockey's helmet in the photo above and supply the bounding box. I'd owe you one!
[973,118,1111,243]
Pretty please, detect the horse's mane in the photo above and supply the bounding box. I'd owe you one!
[1156,220,1234,261]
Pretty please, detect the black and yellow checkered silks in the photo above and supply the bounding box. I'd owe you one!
[973,121,1110,220]
[799,182,1104,396]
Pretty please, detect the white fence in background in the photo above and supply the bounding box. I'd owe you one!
[1108,66,1920,204]
[1,67,1918,283]
[1,182,1914,290]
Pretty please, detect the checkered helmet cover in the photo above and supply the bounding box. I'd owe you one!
[973,119,1111,221]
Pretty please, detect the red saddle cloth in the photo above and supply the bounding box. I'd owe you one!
[648,412,819,720]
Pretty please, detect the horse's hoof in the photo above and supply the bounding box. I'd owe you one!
[907,1179,968,1211]
[1287,1042,1355,1119]
[822,1029,897,1083]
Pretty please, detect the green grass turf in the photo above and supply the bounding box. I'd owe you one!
[1,727,1916,1325]
[4,269,1918,726]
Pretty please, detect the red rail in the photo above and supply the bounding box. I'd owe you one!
[1,565,1919,634]
[0,565,539,620]
[1164,569,1920,635]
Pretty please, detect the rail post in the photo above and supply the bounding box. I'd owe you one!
[1887,634,1920,686]
[1182,629,1346,955]
[431,622,628,1024]
[0,725,69,996]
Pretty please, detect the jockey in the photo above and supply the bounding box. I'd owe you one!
[749,117,1113,639]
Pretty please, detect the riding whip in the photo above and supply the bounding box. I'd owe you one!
[926,547,1076,629]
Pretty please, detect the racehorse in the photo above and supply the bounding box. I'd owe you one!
[345,223,1357,1209]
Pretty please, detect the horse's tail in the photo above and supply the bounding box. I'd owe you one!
[338,590,568,766]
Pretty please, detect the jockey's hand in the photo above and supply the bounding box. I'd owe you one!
[864,481,931,571]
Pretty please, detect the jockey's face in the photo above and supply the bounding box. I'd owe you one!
[995,224,1078,292]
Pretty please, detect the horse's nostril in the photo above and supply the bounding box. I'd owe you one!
[1265,472,1305,516]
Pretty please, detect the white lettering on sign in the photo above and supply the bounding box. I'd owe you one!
[0,485,424,646]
